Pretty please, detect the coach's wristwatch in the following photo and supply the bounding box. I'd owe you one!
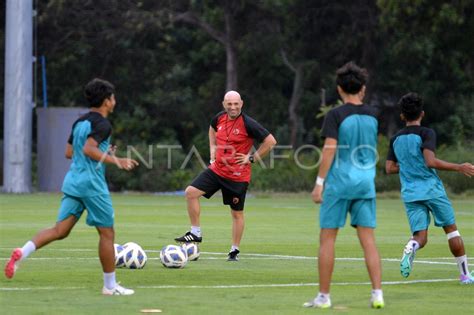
[249,155,255,163]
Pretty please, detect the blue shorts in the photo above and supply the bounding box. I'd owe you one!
[57,194,115,227]
[320,197,376,228]
[404,195,455,233]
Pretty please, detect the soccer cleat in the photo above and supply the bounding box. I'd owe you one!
[102,284,135,295]
[460,272,474,284]
[370,296,385,309]
[400,245,416,278]
[227,249,240,261]
[174,231,202,243]
[4,248,22,279]
[303,296,332,308]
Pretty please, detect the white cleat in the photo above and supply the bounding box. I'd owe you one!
[102,284,135,296]
[303,296,331,308]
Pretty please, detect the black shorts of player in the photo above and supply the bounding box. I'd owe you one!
[190,169,249,211]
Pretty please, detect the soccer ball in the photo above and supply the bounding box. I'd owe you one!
[182,243,200,261]
[160,244,188,268]
[114,243,126,268]
[122,241,139,248]
[122,243,147,269]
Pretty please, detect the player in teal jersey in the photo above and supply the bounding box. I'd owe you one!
[386,92,474,284]
[4,78,139,295]
[304,62,384,309]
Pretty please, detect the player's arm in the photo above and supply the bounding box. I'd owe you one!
[385,137,399,174]
[65,143,73,159]
[311,137,337,203]
[83,137,138,171]
[252,134,277,162]
[423,149,474,177]
[385,160,399,174]
[209,126,217,163]
[235,134,277,164]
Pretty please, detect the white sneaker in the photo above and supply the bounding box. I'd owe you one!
[102,284,135,296]
[303,296,331,308]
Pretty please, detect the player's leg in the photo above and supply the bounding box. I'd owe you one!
[356,227,384,308]
[401,201,430,278]
[304,197,347,308]
[175,169,220,243]
[429,196,473,283]
[351,198,384,308]
[185,185,206,234]
[228,210,244,261]
[85,195,134,295]
[4,195,82,279]
[443,224,473,284]
[319,228,338,294]
[222,181,248,261]
[96,226,134,295]
[303,228,337,308]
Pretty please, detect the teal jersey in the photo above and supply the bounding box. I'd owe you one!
[62,112,112,197]
[321,103,379,199]
[387,126,446,202]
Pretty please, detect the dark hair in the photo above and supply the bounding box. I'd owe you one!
[399,92,423,121]
[84,78,115,107]
[336,61,368,94]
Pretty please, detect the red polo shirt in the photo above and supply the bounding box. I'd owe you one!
[208,112,270,183]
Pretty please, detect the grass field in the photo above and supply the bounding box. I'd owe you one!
[0,193,473,314]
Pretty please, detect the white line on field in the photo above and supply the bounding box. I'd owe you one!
[0,278,458,291]
[0,248,462,261]
[0,249,459,265]
[138,278,459,289]
[0,255,458,265]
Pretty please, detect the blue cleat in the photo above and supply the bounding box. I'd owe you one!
[400,246,416,278]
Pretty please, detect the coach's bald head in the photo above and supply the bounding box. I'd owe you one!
[222,90,243,119]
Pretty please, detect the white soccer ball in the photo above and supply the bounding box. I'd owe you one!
[114,243,126,268]
[122,243,147,269]
[182,243,200,261]
[160,244,188,268]
[122,242,139,248]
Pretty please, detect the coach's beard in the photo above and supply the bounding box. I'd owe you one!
[226,110,241,119]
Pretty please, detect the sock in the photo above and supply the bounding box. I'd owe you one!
[103,272,117,290]
[317,292,330,301]
[231,245,239,252]
[406,239,420,252]
[20,241,36,261]
[191,226,201,237]
[455,255,470,276]
[372,289,383,299]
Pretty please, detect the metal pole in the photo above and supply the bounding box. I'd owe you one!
[3,0,33,193]
[41,56,48,108]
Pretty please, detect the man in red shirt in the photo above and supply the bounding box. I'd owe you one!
[175,91,277,261]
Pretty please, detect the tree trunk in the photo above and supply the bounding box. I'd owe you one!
[224,4,238,91]
[281,50,305,148]
[288,65,304,148]
[173,4,239,92]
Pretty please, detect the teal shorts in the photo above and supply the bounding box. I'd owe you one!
[57,194,115,227]
[320,197,376,228]
[404,195,455,233]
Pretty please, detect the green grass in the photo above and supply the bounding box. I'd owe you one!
[0,193,473,314]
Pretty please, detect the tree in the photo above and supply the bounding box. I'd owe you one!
[171,0,242,90]
[376,0,474,143]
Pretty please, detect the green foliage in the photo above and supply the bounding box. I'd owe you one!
[3,1,474,191]
[375,0,474,145]
[436,145,474,193]
[251,149,316,192]
[106,142,201,192]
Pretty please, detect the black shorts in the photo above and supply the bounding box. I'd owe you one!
[190,169,249,211]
